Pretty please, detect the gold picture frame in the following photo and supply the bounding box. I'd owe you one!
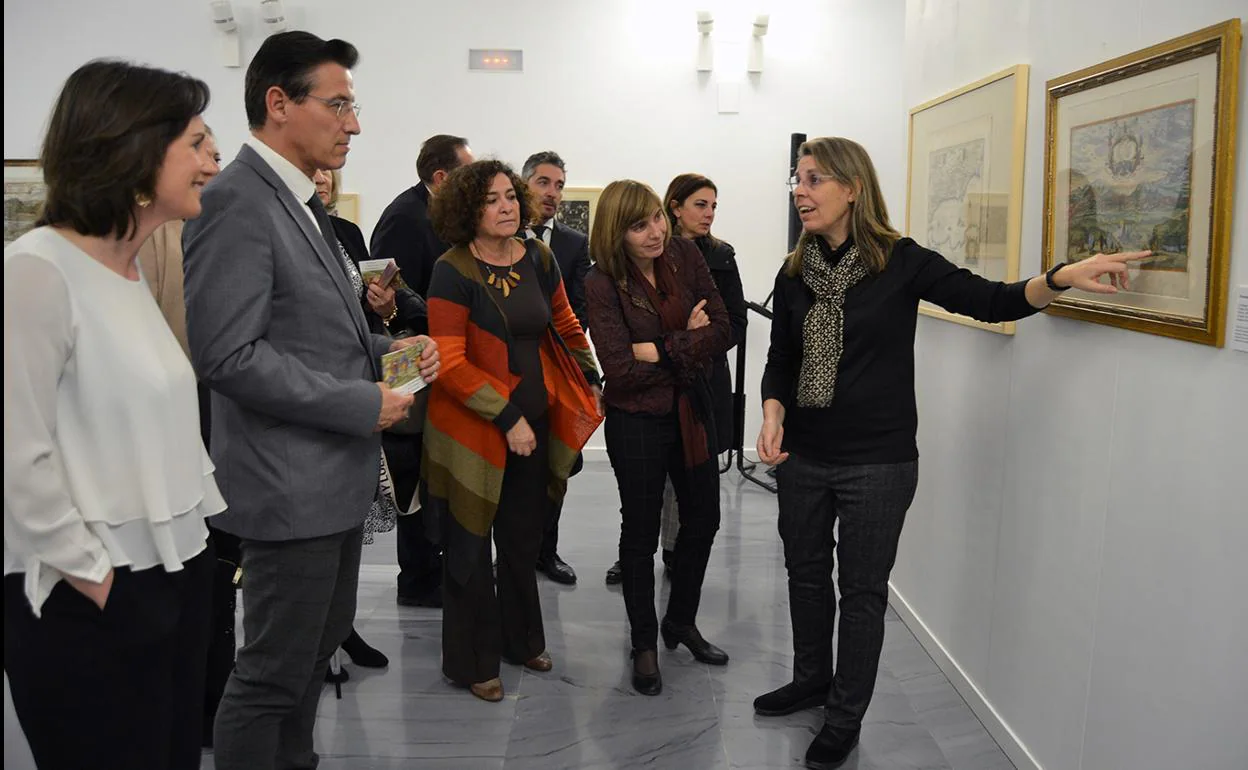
[1042,19,1241,346]
[906,65,1029,335]
[335,192,360,225]
[556,186,602,237]
[4,159,45,247]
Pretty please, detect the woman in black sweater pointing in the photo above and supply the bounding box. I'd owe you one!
[754,136,1146,770]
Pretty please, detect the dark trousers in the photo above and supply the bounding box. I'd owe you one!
[442,419,549,685]
[777,453,918,733]
[605,408,721,651]
[204,525,240,737]
[4,547,214,770]
[212,527,363,770]
[387,432,443,599]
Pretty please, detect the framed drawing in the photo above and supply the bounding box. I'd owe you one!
[335,192,360,225]
[1042,19,1241,346]
[556,186,602,236]
[5,160,45,247]
[907,65,1029,335]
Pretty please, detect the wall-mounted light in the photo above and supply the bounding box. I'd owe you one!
[696,10,714,72]
[747,14,769,74]
[210,1,241,67]
[260,0,289,33]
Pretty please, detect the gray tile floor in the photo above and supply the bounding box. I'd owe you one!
[192,461,1011,769]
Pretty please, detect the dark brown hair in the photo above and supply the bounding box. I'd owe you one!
[428,159,536,247]
[244,31,358,130]
[590,180,669,282]
[417,134,469,185]
[663,172,720,246]
[36,59,210,239]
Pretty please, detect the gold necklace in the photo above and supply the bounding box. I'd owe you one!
[472,240,521,297]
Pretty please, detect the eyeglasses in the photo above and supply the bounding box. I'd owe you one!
[786,172,837,192]
[305,94,362,120]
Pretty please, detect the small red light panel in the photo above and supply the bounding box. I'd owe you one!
[469,49,523,72]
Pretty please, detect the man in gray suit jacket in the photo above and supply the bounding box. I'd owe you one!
[183,32,439,770]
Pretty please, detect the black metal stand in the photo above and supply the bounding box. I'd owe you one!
[726,300,777,493]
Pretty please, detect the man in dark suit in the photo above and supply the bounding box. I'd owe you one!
[370,134,474,301]
[521,151,593,586]
[183,32,439,770]
[370,134,473,608]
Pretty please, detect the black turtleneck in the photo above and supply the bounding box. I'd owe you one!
[760,236,1037,465]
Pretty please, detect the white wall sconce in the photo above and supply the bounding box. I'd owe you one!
[747,14,769,74]
[260,0,289,33]
[210,1,241,67]
[696,10,714,72]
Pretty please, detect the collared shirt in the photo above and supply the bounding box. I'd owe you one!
[526,217,555,247]
[245,136,319,230]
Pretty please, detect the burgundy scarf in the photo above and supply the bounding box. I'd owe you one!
[627,255,712,468]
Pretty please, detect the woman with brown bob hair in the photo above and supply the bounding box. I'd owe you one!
[756,137,1147,769]
[4,59,224,769]
[585,180,733,696]
[424,159,602,702]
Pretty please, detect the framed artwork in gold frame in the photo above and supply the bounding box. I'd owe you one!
[1042,19,1241,346]
[4,159,45,247]
[556,186,602,237]
[907,65,1030,335]
[335,192,360,225]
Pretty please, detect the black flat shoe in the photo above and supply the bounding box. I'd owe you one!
[630,649,662,695]
[537,554,577,585]
[804,725,860,769]
[753,680,830,716]
[604,560,623,585]
[341,629,389,668]
[660,621,728,666]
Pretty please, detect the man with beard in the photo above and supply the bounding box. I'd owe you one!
[521,151,593,586]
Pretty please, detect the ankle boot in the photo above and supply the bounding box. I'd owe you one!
[630,649,662,695]
[660,621,728,665]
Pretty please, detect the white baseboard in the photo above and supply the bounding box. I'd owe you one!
[888,583,1042,770]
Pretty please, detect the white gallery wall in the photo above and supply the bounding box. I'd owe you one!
[895,1,1248,769]
[5,1,1247,768]
[2,0,909,452]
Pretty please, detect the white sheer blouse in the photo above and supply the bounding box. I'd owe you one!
[4,227,226,615]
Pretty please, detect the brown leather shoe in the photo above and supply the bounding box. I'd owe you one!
[469,678,504,702]
[524,651,553,672]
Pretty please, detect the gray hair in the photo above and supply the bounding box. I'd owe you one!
[521,151,566,181]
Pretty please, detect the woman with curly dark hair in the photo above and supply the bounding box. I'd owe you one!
[424,159,602,701]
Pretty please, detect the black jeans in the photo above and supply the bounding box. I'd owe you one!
[4,547,214,770]
[776,453,918,733]
[605,408,721,651]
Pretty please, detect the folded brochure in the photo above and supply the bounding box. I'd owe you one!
[381,342,429,395]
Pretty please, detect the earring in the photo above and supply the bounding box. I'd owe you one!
[135,193,152,208]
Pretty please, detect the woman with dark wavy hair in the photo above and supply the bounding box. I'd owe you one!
[4,59,223,769]
[424,159,601,702]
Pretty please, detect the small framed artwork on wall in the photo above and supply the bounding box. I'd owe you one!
[556,186,602,237]
[1042,19,1241,346]
[5,160,45,247]
[906,65,1030,335]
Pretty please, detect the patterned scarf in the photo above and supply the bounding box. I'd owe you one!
[797,237,868,408]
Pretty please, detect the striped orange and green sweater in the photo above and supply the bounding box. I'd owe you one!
[422,240,601,584]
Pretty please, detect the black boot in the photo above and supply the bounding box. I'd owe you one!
[341,629,389,668]
[804,725,860,769]
[604,560,623,585]
[753,680,830,716]
[660,621,728,665]
[630,649,662,695]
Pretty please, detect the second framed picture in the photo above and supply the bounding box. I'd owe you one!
[556,186,602,237]
[906,65,1030,335]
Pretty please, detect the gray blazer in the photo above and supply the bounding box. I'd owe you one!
[183,144,390,541]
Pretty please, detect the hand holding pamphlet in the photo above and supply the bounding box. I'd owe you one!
[381,341,429,395]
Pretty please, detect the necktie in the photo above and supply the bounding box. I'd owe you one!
[306,193,360,291]
[531,224,548,243]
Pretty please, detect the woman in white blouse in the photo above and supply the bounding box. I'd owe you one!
[3,60,223,770]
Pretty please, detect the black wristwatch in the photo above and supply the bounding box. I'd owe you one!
[1045,261,1070,291]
